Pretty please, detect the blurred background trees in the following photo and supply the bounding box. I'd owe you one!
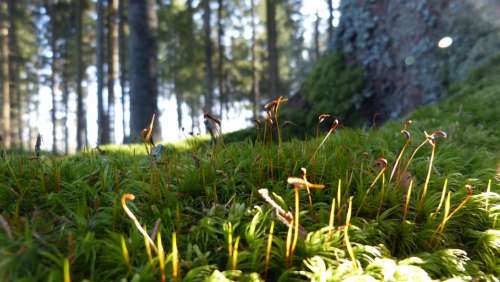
[1,0,498,152]
[0,0,327,152]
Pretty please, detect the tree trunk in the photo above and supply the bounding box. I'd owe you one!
[327,0,333,45]
[314,13,320,60]
[128,0,159,141]
[107,0,118,144]
[203,0,214,113]
[174,75,183,130]
[190,106,195,133]
[118,0,127,143]
[76,0,86,150]
[47,4,58,154]
[29,71,40,151]
[96,0,108,145]
[0,1,10,149]
[62,64,69,154]
[7,0,20,148]
[216,0,224,117]
[266,0,279,97]
[250,0,259,120]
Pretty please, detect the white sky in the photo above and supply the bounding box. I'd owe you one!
[33,0,340,153]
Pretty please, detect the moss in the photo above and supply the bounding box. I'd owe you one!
[303,52,365,124]
[0,53,499,282]
[278,52,365,136]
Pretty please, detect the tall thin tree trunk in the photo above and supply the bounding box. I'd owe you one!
[27,75,32,150]
[46,4,58,154]
[174,76,183,130]
[76,0,86,150]
[0,1,10,149]
[97,0,108,144]
[203,0,214,113]
[250,0,259,120]
[107,0,118,144]
[118,0,127,143]
[314,13,320,60]
[128,0,159,141]
[327,0,333,45]
[84,87,88,147]
[7,0,19,148]
[190,106,195,133]
[174,0,196,132]
[216,0,224,117]
[62,65,69,154]
[15,72,22,148]
[266,0,279,97]
[29,71,40,151]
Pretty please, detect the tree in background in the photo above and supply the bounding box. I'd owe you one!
[327,0,333,44]
[96,0,107,144]
[107,0,118,144]
[118,0,127,143]
[76,0,87,150]
[128,0,158,141]
[217,0,226,117]
[8,0,21,149]
[279,0,305,94]
[313,12,320,60]
[265,0,279,97]
[17,2,42,151]
[203,0,214,114]
[0,0,318,151]
[250,0,260,119]
[1,0,10,149]
[44,2,58,154]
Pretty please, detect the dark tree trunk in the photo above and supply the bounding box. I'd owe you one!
[107,0,118,144]
[190,106,195,133]
[47,4,58,154]
[327,0,334,45]
[266,0,279,97]
[0,1,10,149]
[128,0,159,141]
[314,13,320,60]
[203,0,214,113]
[118,0,128,143]
[174,75,183,130]
[174,0,196,131]
[8,0,20,148]
[28,71,40,151]
[216,0,224,117]
[96,0,108,144]
[76,0,86,150]
[250,0,259,119]
[62,65,69,154]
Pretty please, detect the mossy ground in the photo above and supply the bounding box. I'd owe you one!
[0,62,499,281]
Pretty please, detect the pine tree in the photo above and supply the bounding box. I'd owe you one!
[107,0,118,144]
[8,0,21,148]
[216,0,225,117]
[313,12,320,60]
[327,0,333,44]
[76,0,87,150]
[45,2,58,153]
[203,0,214,113]
[266,0,279,97]
[118,0,128,143]
[96,0,108,144]
[0,0,10,149]
[128,0,159,141]
[250,0,260,119]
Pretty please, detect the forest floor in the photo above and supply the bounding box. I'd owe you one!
[0,60,499,281]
